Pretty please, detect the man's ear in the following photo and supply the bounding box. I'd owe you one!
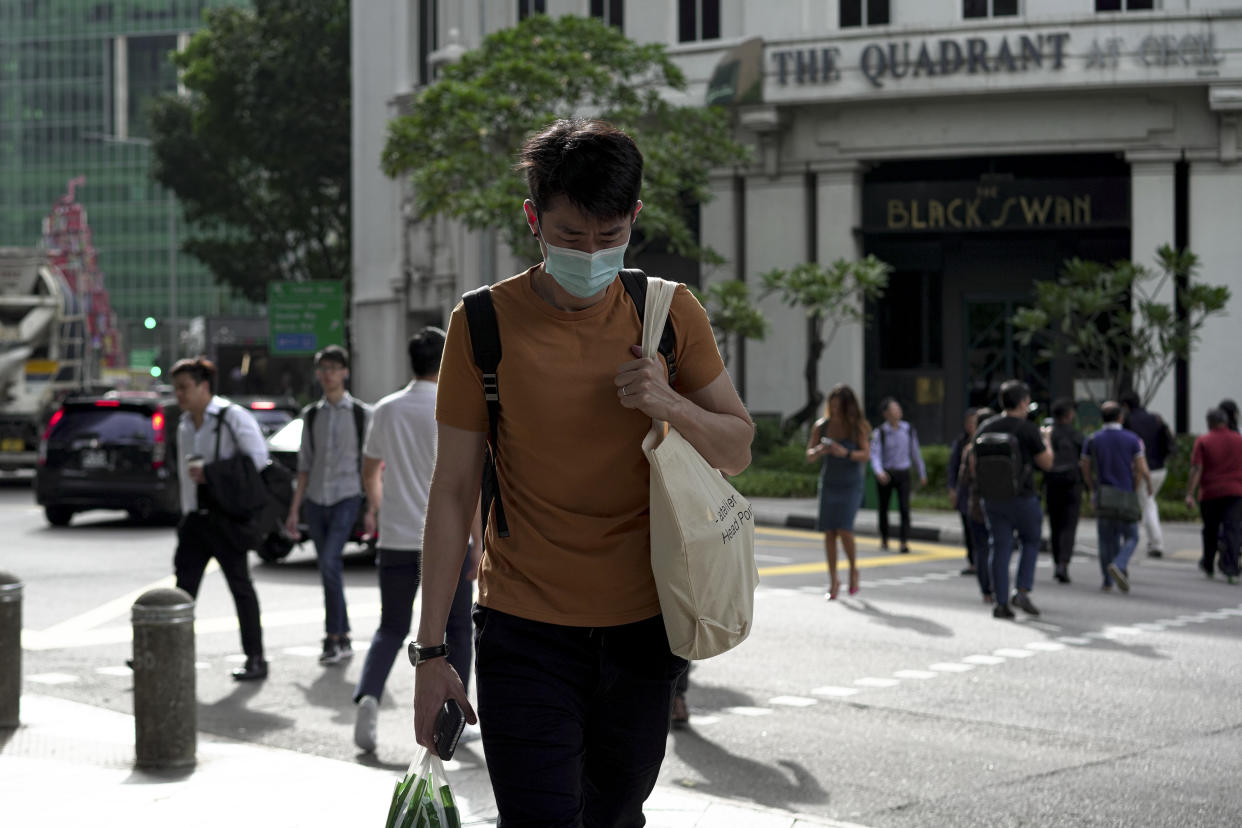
[523,200,539,236]
[632,200,643,222]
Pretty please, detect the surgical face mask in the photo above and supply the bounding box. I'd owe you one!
[539,236,629,299]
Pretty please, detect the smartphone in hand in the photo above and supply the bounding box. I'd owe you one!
[433,699,466,761]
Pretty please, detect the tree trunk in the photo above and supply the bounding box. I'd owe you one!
[784,318,825,437]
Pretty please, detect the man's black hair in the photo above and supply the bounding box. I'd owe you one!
[517,119,643,221]
[999,380,1031,411]
[408,326,446,378]
[315,344,349,369]
[879,397,898,416]
[1051,398,1075,421]
[1207,408,1228,429]
[1100,401,1123,423]
[170,357,216,390]
[1219,399,1239,431]
[1119,390,1142,410]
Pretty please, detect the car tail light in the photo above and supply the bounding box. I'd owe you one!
[250,401,276,410]
[37,409,65,466]
[151,410,166,469]
[94,399,120,407]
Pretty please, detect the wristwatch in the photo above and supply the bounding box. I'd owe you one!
[408,641,449,666]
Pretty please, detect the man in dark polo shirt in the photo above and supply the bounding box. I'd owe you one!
[1121,391,1174,559]
[1082,401,1152,594]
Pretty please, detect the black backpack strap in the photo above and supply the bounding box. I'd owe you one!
[351,401,366,477]
[301,403,318,453]
[214,404,237,461]
[619,269,677,387]
[462,285,509,539]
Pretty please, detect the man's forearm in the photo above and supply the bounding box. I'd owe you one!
[415,486,475,645]
[289,471,310,512]
[665,397,752,476]
[362,458,383,514]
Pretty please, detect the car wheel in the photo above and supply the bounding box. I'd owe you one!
[45,506,74,527]
[257,532,294,563]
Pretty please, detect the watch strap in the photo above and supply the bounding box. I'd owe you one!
[408,641,449,666]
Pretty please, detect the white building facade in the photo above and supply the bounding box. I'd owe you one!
[351,0,1242,440]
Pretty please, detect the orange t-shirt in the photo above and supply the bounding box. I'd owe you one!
[436,267,726,627]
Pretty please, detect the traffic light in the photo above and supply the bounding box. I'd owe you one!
[150,366,162,378]
[143,316,158,330]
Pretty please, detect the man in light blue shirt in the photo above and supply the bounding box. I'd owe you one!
[285,345,372,665]
[870,397,927,553]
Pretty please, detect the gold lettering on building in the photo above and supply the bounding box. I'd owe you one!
[928,199,945,228]
[887,200,908,229]
[1054,196,1072,225]
[1019,196,1053,225]
[1074,194,1090,224]
[882,192,1096,230]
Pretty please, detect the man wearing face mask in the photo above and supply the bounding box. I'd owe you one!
[410,119,753,825]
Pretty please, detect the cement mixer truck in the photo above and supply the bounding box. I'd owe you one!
[0,247,89,471]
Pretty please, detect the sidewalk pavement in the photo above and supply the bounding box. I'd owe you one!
[1,694,861,828]
[748,497,1204,561]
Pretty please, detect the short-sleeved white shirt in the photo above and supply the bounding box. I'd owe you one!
[363,380,437,550]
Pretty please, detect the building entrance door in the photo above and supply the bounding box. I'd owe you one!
[962,295,1049,413]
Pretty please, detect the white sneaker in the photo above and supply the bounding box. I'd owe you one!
[354,695,378,753]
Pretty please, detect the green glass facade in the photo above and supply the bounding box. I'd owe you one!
[0,0,254,366]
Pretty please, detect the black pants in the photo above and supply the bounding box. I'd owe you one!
[877,468,912,547]
[1046,478,1082,570]
[474,606,687,827]
[174,512,264,658]
[1201,496,1242,577]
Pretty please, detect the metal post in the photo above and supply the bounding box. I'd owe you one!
[0,571,21,729]
[131,587,196,768]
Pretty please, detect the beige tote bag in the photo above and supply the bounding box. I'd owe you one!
[641,277,758,660]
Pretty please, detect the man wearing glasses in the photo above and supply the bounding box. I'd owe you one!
[286,345,373,665]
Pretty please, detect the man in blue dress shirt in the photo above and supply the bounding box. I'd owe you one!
[870,398,927,553]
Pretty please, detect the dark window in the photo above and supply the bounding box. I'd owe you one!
[590,0,624,29]
[48,409,154,446]
[867,0,890,25]
[1095,0,1122,9]
[418,0,438,87]
[518,0,546,21]
[840,0,862,28]
[877,271,943,370]
[678,0,720,42]
[965,0,1016,17]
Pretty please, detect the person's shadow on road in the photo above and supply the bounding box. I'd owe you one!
[840,598,955,637]
[668,728,828,811]
[197,680,295,738]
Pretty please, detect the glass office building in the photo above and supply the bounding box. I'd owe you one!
[0,0,254,368]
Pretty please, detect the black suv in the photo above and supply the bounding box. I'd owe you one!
[35,392,181,526]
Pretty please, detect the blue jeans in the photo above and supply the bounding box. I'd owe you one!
[353,547,476,703]
[1097,518,1138,587]
[984,495,1042,603]
[968,519,993,597]
[303,495,363,636]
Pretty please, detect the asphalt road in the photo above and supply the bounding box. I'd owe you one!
[4,474,1241,827]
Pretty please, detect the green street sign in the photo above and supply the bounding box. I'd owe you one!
[268,281,345,355]
[129,347,158,370]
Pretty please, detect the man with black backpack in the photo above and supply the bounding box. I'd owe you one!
[1121,391,1175,559]
[171,357,270,681]
[409,119,752,824]
[285,345,372,666]
[974,380,1054,620]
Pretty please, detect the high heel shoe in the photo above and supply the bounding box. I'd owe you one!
[848,571,859,596]
[827,580,840,601]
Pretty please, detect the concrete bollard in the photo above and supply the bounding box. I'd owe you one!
[131,587,196,769]
[0,571,20,729]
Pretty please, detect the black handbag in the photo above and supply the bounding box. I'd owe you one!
[1090,452,1142,522]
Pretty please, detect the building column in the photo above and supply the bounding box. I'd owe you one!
[744,173,809,419]
[1187,158,1242,429]
[1126,152,1178,421]
[813,161,864,407]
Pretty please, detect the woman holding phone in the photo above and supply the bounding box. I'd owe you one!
[807,384,872,600]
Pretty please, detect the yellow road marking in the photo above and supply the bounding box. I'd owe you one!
[758,548,963,577]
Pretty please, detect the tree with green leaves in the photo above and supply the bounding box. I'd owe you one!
[147,0,350,303]
[1011,245,1230,409]
[761,256,892,432]
[689,280,768,370]
[381,15,749,267]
